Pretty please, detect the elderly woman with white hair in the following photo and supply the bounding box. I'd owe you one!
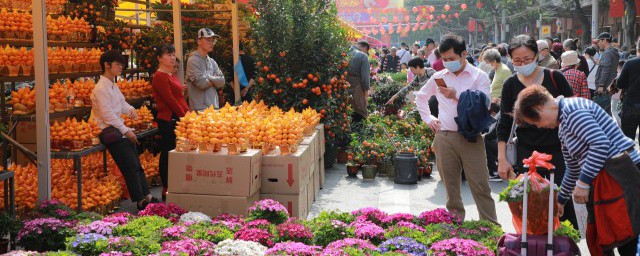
[483,48,512,98]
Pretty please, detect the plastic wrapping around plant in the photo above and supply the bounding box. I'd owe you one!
[499,151,561,235]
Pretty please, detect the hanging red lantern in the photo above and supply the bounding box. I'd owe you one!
[441,14,446,19]
[454,12,459,18]
[380,25,386,34]
[461,3,468,10]
[429,5,435,12]
[404,16,410,22]
[420,24,427,30]
[389,25,395,34]
[444,4,451,11]
[393,15,398,23]
[404,24,411,33]
[412,6,418,13]
[428,14,434,20]
[372,28,378,35]
[422,6,428,14]
[477,2,483,8]
[381,16,388,23]
[416,16,421,21]
[413,23,420,30]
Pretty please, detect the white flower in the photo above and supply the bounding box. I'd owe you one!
[179,212,211,224]
[213,239,267,256]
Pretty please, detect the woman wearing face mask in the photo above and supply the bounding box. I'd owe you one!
[496,35,578,229]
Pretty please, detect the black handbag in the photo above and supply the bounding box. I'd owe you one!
[99,126,124,145]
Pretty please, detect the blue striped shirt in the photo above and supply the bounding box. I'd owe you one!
[557,97,640,204]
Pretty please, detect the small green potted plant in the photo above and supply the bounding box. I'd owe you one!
[359,140,380,180]
[0,212,19,254]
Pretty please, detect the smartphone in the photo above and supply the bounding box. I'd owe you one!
[435,78,447,88]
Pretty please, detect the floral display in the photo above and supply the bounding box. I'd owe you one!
[16,217,74,252]
[156,238,216,256]
[429,238,494,256]
[265,241,322,256]
[379,236,430,255]
[417,208,461,226]
[179,212,212,224]
[248,198,290,225]
[137,203,187,223]
[213,239,267,256]
[8,199,528,255]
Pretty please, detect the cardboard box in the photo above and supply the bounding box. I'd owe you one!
[167,192,259,217]
[168,148,261,197]
[301,131,320,163]
[306,176,314,211]
[261,145,314,195]
[16,122,37,144]
[319,159,325,189]
[313,167,320,198]
[261,186,308,219]
[13,143,36,166]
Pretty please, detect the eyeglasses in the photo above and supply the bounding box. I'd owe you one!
[512,56,536,66]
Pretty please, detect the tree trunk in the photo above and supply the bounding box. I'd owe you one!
[573,0,592,47]
[624,0,637,48]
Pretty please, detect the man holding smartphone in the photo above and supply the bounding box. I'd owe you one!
[415,34,497,224]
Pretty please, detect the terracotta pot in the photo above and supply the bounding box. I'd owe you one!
[362,165,377,180]
[425,162,434,177]
[346,165,359,177]
[336,148,348,164]
[417,167,425,180]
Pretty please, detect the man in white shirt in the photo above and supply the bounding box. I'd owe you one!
[91,50,155,210]
[397,42,412,65]
[415,34,498,223]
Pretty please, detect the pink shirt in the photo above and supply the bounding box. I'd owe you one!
[415,61,491,131]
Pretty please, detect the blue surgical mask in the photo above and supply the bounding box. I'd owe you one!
[514,61,537,76]
[443,59,462,73]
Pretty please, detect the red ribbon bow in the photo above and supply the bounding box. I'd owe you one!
[522,151,555,173]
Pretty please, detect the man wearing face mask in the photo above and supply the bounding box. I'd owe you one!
[415,34,498,224]
[536,40,560,69]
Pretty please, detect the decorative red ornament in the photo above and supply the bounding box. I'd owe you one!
[372,28,378,35]
[422,6,428,14]
[389,25,395,34]
[477,2,483,8]
[381,16,388,23]
[404,24,410,33]
[429,5,435,12]
[428,24,433,29]
[448,14,453,19]
[461,3,468,10]
[393,15,398,23]
[413,23,420,30]
[454,12,459,18]
[444,4,451,11]
[380,26,386,34]
[428,14,434,20]
[416,15,421,21]
[441,14,446,19]
[404,16,410,22]
[412,6,418,13]
[420,24,427,30]
[577,29,583,35]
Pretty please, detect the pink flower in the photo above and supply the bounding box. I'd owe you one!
[417,208,461,226]
[276,220,313,243]
[350,221,385,244]
[266,242,322,256]
[138,203,187,223]
[351,207,388,225]
[322,238,377,256]
[103,212,134,225]
[430,238,494,256]
[234,227,274,247]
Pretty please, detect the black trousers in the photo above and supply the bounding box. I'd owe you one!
[484,138,498,174]
[158,119,177,188]
[105,138,150,202]
[621,112,640,142]
[516,143,579,231]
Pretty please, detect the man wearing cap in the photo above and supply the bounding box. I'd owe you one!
[397,42,412,65]
[536,40,560,69]
[595,32,619,94]
[560,51,590,99]
[186,28,226,111]
[424,38,437,67]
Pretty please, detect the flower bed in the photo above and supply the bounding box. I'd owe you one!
[9,199,546,255]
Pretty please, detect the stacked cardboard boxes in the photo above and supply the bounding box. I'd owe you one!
[167,148,262,217]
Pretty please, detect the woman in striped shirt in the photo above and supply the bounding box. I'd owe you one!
[514,85,640,256]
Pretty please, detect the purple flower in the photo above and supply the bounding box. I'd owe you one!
[417,208,461,226]
[138,203,187,223]
[395,221,426,232]
[103,212,134,225]
[249,199,289,213]
[351,221,385,244]
[234,227,275,247]
[162,225,187,240]
[379,237,429,255]
[77,220,118,236]
[16,217,72,241]
[384,213,415,225]
[265,242,322,256]
[322,238,378,256]
[157,238,216,256]
[430,238,494,256]
[276,220,313,243]
[101,252,133,256]
[351,207,388,225]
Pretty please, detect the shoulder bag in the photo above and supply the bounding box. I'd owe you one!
[506,118,518,166]
[99,126,124,145]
